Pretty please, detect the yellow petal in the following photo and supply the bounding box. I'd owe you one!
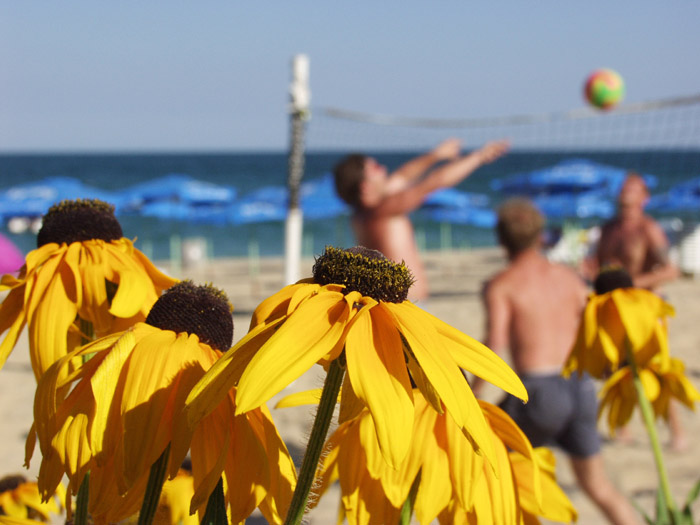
[131,245,179,291]
[89,328,138,459]
[189,406,232,514]
[339,374,366,424]
[250,281,316,328]
[414,421,452,525]
[119,332,206,488]
[414,302,527,401]
[639,368,661,402]
[480,401,541,506]
[274,388,323,408]
[107,267,150,319]
[235,291,350,414]
[382,302,495,463]
[77,243,114,332]
[345,304,414,468]
[0,286,27,371]
[247,403,296,523]
[612,289,664,353]
[511,447,577,523]
[223,412,270,523]
[185,316,285,427]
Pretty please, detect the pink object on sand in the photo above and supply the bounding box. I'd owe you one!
[0,233,25,274]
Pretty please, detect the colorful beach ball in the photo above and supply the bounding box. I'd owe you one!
[584,69,625,110]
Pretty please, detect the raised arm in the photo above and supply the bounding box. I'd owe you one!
[376,140,510,216]
[390,138,462,187]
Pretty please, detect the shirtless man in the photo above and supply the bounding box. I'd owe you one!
[476,198,639,525]
[593,173,679,290]
[333,139,508,301]
[591,173,686,450]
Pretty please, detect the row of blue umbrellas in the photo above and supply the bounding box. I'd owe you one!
[0,173,351,228]
[1,159,692,233]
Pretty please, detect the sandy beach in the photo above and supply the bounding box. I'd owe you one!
[2,247,699,524]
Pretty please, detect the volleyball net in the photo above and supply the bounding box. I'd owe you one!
[307,94,700,153]
[303,93,700,264]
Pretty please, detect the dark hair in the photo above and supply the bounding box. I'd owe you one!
[333,154,367,207]
[593,266,633,294]
[496,198,544,254]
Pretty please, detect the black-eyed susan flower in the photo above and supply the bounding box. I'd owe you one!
[0,475,64,522]
[0,199,177,381]
[30,281,296,524]
[564,267,674,379]
[186,246,527,470]
[291,390,573,525]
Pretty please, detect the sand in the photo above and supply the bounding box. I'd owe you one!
[2,247,700,524]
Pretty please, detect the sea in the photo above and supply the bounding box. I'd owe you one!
[1,150,699,262]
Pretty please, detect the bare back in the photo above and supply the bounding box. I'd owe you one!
[484,250,587,374]
[352,211,428,301]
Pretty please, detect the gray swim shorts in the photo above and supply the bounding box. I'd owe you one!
[499,373,601,458]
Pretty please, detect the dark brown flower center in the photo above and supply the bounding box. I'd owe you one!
[146,281,233,351]
[594,266,634,294]
[0,474,26,493]
[37,199,123,248]
[312,246,414,303]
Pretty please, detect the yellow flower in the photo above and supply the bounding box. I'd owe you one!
[0,199,177,381]
[564,285,673,379]
[282,390,573,525]
[30,282,296,524]
[0,475,64,522]
[187,246,527,469]
[599,355,700,435]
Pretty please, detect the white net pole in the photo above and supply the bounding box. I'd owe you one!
[285,54,310,284]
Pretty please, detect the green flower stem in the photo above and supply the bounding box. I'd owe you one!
[201,477,227,525]
[284,357,345,525]
[399,469,421,525]
[137,443,171,525]
[74,472,90,525]
[627,342,679,518]
[74,319,95,525]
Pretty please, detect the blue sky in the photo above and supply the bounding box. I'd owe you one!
[1,2,698,152]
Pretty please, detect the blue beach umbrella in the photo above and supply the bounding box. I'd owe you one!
[228,186,288,225]
[299,174,350,220]
[420,187,495,227]
[228,175,350,225]
[425,206,497,228]
[491,158,657,198]
[0,176,123,223]
[119,174,236,213]
[647,176,700,213]
[423,188,490,209]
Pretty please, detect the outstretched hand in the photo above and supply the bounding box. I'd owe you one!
[433,138,462,161]
[477,140,510,164]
